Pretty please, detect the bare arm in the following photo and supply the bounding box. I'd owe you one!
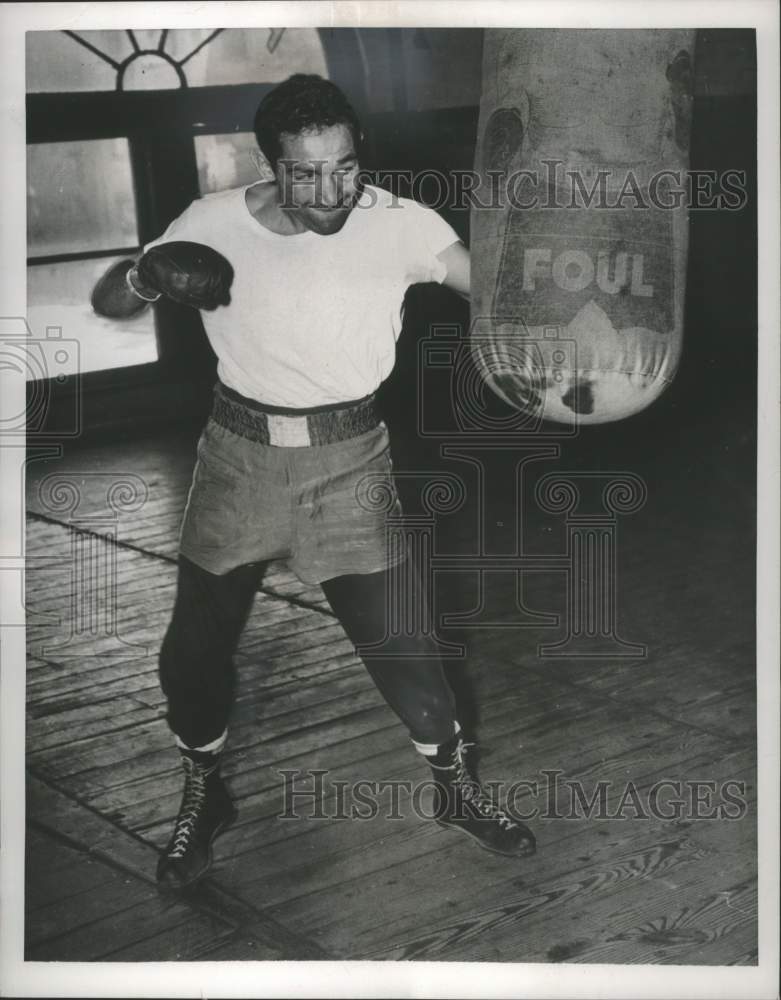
[436,240,471,301]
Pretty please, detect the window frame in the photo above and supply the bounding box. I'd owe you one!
[25,28,368,437]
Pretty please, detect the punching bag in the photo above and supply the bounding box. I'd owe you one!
[470,30,695,424]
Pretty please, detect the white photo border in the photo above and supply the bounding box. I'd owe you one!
[1,2,778,998]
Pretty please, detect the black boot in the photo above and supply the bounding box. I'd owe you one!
[426,734,536,857]
[157,747,237,888]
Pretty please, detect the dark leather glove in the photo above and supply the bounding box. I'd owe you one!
[129,241,234,310]
[91,259,151,319]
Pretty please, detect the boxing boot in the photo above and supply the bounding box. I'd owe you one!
[157,746,237,888]
[426,734,535,857]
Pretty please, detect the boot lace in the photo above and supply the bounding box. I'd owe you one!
[168,756,213,859]
[450,739,519,831]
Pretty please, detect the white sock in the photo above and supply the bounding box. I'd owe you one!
[175,728,227,754]
[412,720,461,757]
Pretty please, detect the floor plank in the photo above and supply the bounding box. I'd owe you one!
[22,404,758,963]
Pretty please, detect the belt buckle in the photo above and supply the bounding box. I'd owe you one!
[266,412,312,447]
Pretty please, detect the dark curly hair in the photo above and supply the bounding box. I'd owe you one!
[254,74,362,170]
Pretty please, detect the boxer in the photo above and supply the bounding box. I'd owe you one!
[93,73,535,889]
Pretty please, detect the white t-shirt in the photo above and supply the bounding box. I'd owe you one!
[144,183,460,408]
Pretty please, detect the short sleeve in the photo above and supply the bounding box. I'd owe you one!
[399,199,461,285]
[143,200,204,254]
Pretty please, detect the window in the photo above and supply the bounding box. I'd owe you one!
[27,257,157,377]
[27,139,138,256]
[25,26,365,407]
[195,133,273,196]
[26,28,328,93]
[26,138,157,377]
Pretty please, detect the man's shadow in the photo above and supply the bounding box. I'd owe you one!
[379,284,483,746]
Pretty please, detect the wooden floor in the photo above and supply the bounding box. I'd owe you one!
[23,398,757,964]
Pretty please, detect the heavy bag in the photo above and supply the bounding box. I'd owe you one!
[470,30,695,424]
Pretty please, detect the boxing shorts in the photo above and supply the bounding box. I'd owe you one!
[178,382,405,582]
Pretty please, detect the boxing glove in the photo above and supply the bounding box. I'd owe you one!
[90,259,151,319]
[128,241,234,311]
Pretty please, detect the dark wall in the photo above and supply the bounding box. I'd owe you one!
[380,86,757,458]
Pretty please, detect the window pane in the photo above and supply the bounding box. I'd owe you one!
[26,27,328,93]
[195,133,272,195]
[121,52,183,91]
[26,31,131,93]
[27,140,138,258]
[132,30,166,51]
[27,257,157,378]
[163,28,228,64]
[181,28,328,87]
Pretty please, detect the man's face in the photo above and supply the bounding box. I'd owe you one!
[275,124,361,236]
